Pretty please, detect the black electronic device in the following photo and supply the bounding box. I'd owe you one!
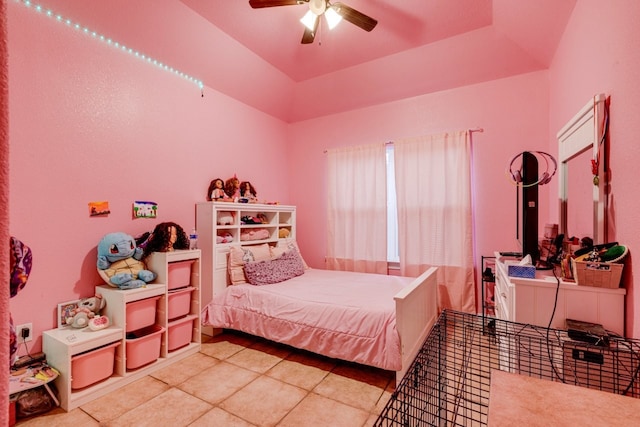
[517,151,540,263]
[566,319,609,346]
[12,352,46,369]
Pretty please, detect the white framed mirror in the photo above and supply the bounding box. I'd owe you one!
[558,93,608,244]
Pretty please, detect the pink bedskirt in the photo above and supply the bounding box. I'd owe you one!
[202,268,413,371]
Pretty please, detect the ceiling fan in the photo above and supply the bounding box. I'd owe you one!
[249,0,378,44]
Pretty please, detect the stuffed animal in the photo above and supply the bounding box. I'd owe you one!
[217,211,234,225]
[97,232,156,289]
[66,295,108,329]
[216,232,234,244]
[279,228,290,239]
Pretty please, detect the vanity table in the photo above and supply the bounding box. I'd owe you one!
[493,252,625,335]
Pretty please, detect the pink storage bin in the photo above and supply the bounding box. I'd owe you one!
[168,315,195,352]
[126,324,164,370]
[167,287,194,320]
[71,341,119,389]
[126,296,160,333]
[168,260,194,290]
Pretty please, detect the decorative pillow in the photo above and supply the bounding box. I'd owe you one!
[228,244,272,285]
[274,239,309,269]
[244,249,305,286]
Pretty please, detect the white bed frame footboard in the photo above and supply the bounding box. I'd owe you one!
[394,266,438,384]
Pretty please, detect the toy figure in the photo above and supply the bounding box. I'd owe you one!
[207,178,229,201]
[139,222,189,259]
[225,174,241,201]
[97,232,156,289]
[240,181,258,203]
[66,295,108,329]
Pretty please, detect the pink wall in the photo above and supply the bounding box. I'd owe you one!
[288,72,551,275]
[1,0,10,421]
[548,0,640,337]
[6,0,640,372]
[7,2,290,356]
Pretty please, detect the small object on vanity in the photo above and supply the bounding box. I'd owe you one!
[507,255,536,279]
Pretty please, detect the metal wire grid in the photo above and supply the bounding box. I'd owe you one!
[375,310,640,427]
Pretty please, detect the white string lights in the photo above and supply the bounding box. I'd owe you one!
[16,0,205,92]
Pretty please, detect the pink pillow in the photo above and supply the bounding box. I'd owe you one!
[244,249,305,286]
[228,244,272,285]
[273,239,309,269]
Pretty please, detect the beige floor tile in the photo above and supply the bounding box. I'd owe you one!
[190,407,257,427]
[200,332,256,360]
[226,347,286,374]
[248,338,294,359]
[178,361,258,404]
[150,352,218,386]
[314,371,386,412]
[266,351,334,390]
[220,376,307,427]
[277,393,369,427]
[15,407,99,426]
[80,376,169,422]
[374,388,392,414]
[107,387,211,427]
[364,412,380,427]
[331,362,394,390]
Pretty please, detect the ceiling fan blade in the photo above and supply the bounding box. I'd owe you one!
[249,0,307,8]
[332,2,378,32]
[301,17,319,44]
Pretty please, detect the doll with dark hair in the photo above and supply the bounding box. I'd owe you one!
[225,174,241,201]
[240,181,258,203]
[141,222,189,259]
[207,178,229,201]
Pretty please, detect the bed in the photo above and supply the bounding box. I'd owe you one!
[201,246,438,383]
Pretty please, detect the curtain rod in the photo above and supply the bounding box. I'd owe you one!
[324,127,484,153]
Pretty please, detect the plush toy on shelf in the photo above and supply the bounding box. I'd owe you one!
[66,295,109,330]
[97,232,156,289]
[279,228,290,239]
[216,232,234,244]
[239,181,258,203]
[207,178,230,201]
[225,174,241,201]
[217,211,235,225]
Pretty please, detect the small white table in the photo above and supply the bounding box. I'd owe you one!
[9,363,60,407]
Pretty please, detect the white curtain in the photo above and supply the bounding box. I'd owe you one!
[326,143,388,273]
[394,131,476,313]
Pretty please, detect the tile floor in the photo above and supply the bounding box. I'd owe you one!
[15,331,396,427]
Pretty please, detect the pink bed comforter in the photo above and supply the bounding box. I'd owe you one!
[201,268,413,371]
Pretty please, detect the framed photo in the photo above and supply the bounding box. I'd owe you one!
[57,299,81,328]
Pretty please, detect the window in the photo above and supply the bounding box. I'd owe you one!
[386,144,399,263]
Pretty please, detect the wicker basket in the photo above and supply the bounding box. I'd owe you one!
[573,260,623,288]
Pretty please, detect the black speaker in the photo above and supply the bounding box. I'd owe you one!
[520,152,539,262]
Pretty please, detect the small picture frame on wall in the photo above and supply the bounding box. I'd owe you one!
[57,299,81,328]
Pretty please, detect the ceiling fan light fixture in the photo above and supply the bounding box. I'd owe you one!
[325,7,342,30]
[300,9,318,31]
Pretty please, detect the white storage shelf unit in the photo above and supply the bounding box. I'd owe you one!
[196,202,296,306]
[494,253,625,335]
[43,249,201,411]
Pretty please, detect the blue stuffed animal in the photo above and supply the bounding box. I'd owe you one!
[97,232,156,289]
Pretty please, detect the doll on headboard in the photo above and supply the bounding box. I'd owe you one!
[207,178,229,201]
[240,181,258,203]
[140,222,190,259]
[225,174,241,201]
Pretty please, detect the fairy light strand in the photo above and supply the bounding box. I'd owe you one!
[17,0,205,93]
